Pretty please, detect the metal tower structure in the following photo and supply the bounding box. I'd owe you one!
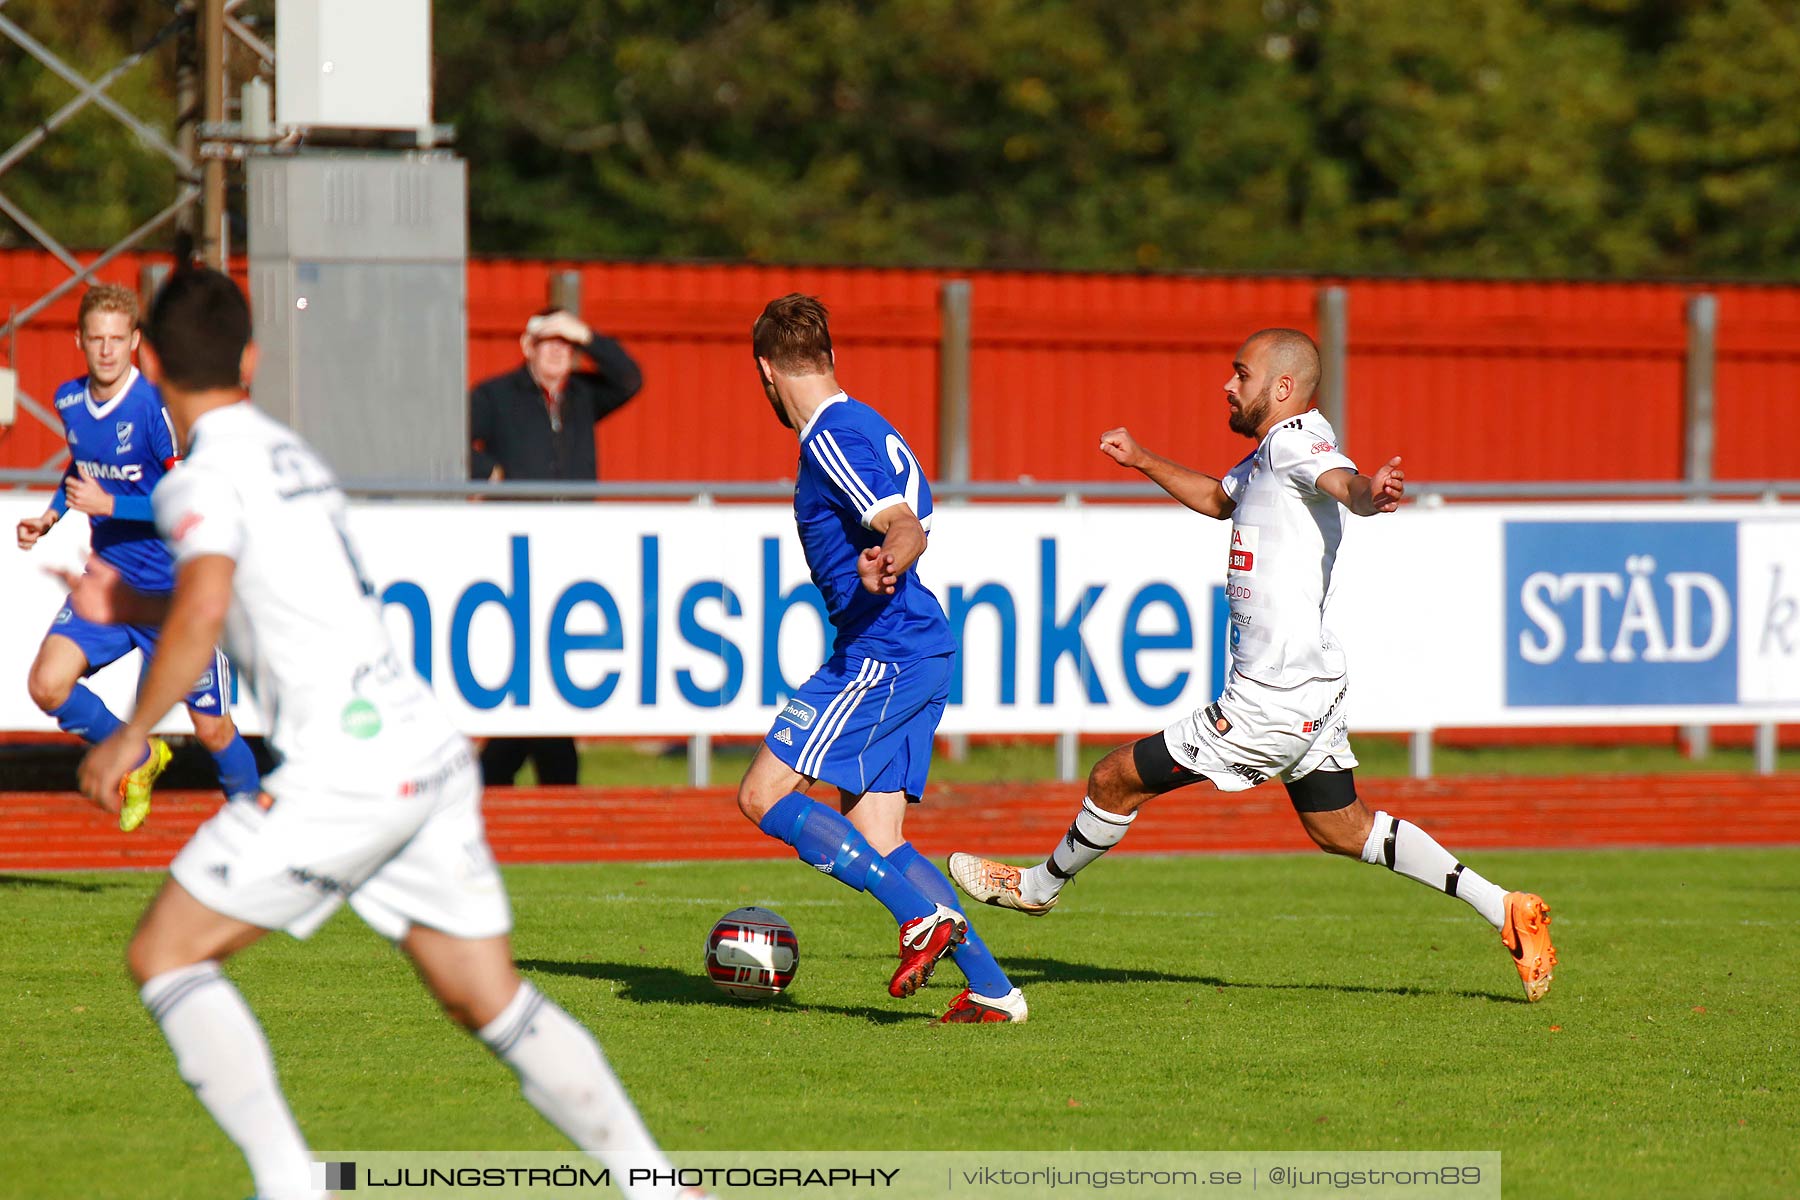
[1,1,467,481]
[0,0,257,461]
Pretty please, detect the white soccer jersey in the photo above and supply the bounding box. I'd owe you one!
[154,402,459,785]
[1219,408,1359,689]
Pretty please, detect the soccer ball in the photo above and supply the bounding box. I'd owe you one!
[704,906,798,1001]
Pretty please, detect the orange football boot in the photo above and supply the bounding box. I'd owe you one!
[1500,891,1557,1002]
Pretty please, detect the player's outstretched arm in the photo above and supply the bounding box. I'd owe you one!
[857,502,928,595]
[19,467,74,549]
[77,555,235,807]
[1099,427,1234,519]
[1317,456,1405,516]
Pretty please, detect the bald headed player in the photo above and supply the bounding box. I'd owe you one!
[948,328,1557,1003]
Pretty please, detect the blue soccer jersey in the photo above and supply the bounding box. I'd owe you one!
[49,367,179,593]
[794,394,956,662]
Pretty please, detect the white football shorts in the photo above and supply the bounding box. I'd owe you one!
[170,741,512,942]
[1162,672,1358,792]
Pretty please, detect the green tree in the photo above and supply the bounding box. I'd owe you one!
[436,1,1323,267]
[1631,0,1800,277]
[1302,0,1646,275]
[7,1,1799,279]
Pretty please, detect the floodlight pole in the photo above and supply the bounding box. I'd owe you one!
[939,279,973,763]
[202,0,228,266]
[174,4,200,249]
[1316,285,1349,453]
[1681,294,1718,762]
[938,280,973,487]
[550,269,583,315]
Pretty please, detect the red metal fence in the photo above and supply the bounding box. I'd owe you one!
[6,250,1799,483]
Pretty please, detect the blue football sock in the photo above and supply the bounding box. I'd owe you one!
[208,734,261,801]
[887,842,1015,999]
[47,685,123,744]
[758,794,934,925]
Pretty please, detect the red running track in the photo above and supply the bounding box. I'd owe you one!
[3,773,1799,872]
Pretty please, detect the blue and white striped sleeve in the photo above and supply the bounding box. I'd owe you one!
[150,403,180,469]
[805,427,907,528]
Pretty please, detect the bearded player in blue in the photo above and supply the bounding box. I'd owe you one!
[734,293,1026,1023]
[15,284,259,831]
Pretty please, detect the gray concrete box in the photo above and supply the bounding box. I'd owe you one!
[248,154,467,481]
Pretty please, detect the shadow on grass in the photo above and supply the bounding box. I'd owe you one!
[522,952,1521,1014]
[999,955,1519,1004]
[0,873,137,893]
[517,958,917,1025]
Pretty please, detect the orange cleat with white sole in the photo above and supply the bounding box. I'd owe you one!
[1500,891,1556,1002]
[946,853,1058,915]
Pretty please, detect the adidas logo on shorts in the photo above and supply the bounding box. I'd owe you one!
[774,727,793,746]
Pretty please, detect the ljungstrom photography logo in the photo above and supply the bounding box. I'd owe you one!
[313,1161,356,1191]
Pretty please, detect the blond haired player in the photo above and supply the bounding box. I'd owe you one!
[17,283,259,830]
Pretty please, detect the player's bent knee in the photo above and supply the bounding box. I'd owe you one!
[126,924,224,986]
[188,713,236,752]
[1298,822,1352,857]
[124,935,157,986]
[1085,746,1141,812]
[27,638,86,712]
[406,928,520,1029]
[437,989,500,1031]
[126,931,199,987]
[736,783,774,825]
[127,881,265,984]
[25,667,73,714]
[736,745,805,826]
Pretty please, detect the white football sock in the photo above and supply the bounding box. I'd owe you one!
[1361,810,1507,928]
[140,962,321,1200]
[1020,797,1137,906]
[478,982,684,1200]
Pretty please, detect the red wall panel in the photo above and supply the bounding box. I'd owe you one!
[967,270,1317,482]
[559,260,944,482]
[5,249,1799,485]
[1347,279,1689,482]
[1713,284,1800,481]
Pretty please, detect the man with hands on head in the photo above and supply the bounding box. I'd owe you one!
[468,305,644,787]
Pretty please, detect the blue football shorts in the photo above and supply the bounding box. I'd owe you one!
[764,650,953,801]
[47,599,233,714]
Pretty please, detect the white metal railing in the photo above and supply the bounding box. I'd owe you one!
[6,469,1800,504]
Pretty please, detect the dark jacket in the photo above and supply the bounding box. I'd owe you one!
[469,334,643,482]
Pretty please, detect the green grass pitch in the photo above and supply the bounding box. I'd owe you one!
[2,849,1794,1199]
